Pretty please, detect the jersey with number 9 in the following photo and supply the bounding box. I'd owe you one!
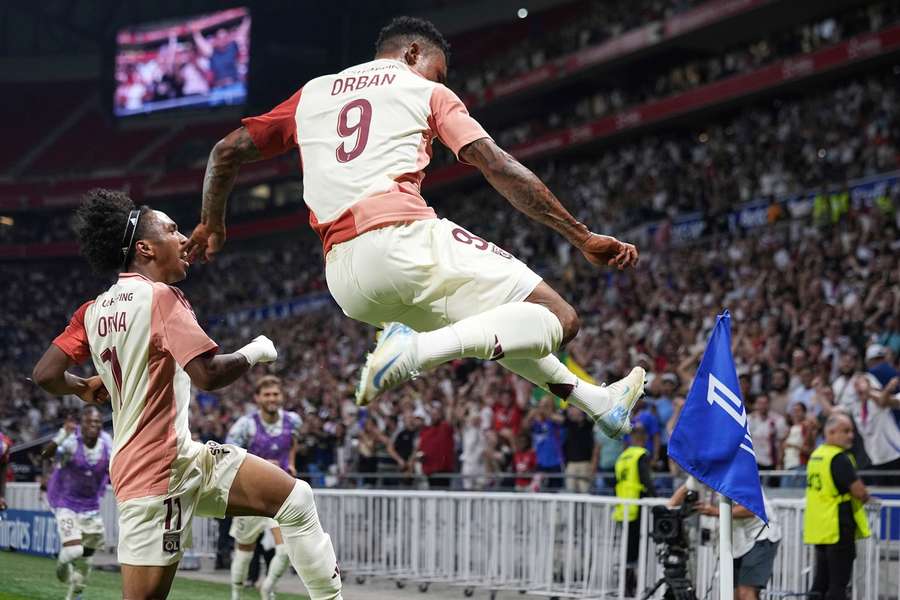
[241,58,491,255]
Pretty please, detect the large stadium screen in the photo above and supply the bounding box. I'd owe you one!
[114,7,251,117]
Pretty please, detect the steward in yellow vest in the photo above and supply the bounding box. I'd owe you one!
[612,424,656,597]
[804,413,872,600]
[614,445,649,522]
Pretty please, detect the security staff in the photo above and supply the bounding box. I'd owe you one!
[613,424,656,596]
[804,413,872,600]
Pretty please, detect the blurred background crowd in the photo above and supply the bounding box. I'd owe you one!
[2,0,900,494]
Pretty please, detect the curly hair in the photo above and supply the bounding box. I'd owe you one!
[72,188,151,275]
[375,16,450,58]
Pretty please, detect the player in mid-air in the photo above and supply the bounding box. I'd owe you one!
[226,375,302,600]
[185,16,644,436]
[42,405,113,600]
[32,189,342,600]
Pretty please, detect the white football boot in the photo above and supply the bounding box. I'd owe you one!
[355,322,421,406]
[595,366,647,438]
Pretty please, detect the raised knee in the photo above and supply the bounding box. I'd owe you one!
[274,479,314,523]
[556,304,580,346]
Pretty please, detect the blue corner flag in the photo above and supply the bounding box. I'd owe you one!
[668,310,767,523]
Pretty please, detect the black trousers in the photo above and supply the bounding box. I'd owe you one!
[625,509,641,563]
[810,540,855,600]
[216,516,233,568]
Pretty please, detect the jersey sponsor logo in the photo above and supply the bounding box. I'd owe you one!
[100,292,134,308]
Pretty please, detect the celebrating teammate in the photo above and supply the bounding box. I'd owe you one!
[42,406,112,600]
[185,16,645,436]
[226,375,302,600]
[32,190,342,600]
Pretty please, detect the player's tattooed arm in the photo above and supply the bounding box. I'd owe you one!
[460,138,591,246]
[200,126,261,228]
[460,138,639,269]
[185,127,262,262]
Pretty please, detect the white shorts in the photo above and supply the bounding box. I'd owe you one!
[53,507,105,549]
[230,515,279,545]
[325,218,542,332]
[117,440,246,566]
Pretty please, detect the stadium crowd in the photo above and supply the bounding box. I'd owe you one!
[4,170,898,492]
[487,2,899,152]
[448,0,702,96]
[3,39,900,495]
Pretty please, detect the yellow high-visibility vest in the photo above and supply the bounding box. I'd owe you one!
[803,443,870,544]
[614,446,648,522]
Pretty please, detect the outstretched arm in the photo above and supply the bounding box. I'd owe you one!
[183,126,261,262]
[183,335,277,391]
[459,137,638,269]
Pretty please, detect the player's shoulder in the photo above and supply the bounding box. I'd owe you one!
[233,413,256,429]
[285,410,303,425]
[100,431,114,447]
[149,282,194,312]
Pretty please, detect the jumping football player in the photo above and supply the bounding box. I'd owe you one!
[226,375,302,600]
[185,16,644,437]
[32,189,342,600]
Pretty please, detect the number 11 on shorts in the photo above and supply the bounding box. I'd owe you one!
[163,496,182,530]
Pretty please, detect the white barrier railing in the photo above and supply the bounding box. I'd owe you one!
[5,483,899,599]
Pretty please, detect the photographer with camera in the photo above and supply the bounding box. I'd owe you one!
[668,477,781,600]
[613,424,657,596]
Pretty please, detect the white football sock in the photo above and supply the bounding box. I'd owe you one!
[263,543,291,592]
[499,355,614,418]
[273,480,342,600]
[416,302,564,369]
[58,544,84,565]
[230,547,254,599]
[71,555,92,592]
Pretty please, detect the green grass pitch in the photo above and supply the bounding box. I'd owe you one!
[0,551,309,600]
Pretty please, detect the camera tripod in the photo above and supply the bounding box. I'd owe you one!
[640,573,697,600]
[640,544,697,600]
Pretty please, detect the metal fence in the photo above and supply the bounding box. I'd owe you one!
[5,483,899,599]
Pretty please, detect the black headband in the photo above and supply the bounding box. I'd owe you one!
[121,209,141,270]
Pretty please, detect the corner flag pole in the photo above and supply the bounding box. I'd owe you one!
[719,496,733,600]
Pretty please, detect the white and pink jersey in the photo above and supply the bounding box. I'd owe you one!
[241,58,490,254]
[53,274,218,503]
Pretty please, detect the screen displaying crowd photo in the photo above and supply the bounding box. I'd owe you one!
[114,7,250,116]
